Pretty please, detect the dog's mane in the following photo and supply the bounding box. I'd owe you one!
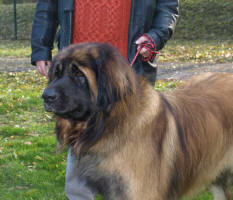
[54,43,141,155]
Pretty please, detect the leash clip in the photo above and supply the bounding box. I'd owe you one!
[148,60,157,68]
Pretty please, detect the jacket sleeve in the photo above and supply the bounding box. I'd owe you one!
[31,0,58,65]
[147,0,179,50]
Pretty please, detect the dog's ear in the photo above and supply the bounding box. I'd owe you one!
[95,44,136,109]
[91,44,137,111]
[95,54,120,110]
[50,43,136,111]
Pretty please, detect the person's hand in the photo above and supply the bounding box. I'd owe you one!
[36,61,51,78]
[135,35,152,58]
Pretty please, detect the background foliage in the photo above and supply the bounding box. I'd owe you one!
[0,3,35,40]
[0,0,233,40]
[175,0,233,40]
[0,0,36,4]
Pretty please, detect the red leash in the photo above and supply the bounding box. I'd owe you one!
[130,34,159,67]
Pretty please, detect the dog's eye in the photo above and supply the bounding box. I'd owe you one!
[71,65,86,84]
[71,65,84,77]
[76,71,84,77]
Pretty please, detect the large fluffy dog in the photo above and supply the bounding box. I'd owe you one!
[43,43,233,200]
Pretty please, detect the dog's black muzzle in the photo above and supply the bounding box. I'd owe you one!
[42,87,58,112]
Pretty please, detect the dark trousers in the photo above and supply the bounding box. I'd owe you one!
[133,58,157,85]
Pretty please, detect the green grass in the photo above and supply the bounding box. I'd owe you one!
[0,71,218,200]
[0,40,32,58]
[160,40,233,63]
[0,39,232,64]
[0,40,58,58]
[0,71,67,199]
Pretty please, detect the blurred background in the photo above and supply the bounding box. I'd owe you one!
[0,0,232,40]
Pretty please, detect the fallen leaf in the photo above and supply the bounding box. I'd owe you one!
[35,155,44,161]
[28,132,39,137]
[27,165,35,171]
[13,151,18,159]
[24,141,32,145]
[16,186,29,190]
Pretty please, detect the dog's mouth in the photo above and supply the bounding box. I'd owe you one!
[44,102,55,112]
[43,97,62,113]
[44,101,91,121]
[42,86,94,120]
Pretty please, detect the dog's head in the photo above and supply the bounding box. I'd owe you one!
[42,43,137,152]
[43,43,137,120]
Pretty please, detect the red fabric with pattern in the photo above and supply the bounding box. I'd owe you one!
[72,0,132,58]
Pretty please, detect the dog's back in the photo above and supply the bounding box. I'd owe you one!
[163,72,233,199]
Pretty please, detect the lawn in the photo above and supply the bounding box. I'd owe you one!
[0,39,232,64]
[0,71,216,200]
[0,71,67,199]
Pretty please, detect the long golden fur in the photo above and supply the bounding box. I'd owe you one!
[43,43,233,200]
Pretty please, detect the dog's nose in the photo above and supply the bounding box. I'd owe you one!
[42,88,58,103]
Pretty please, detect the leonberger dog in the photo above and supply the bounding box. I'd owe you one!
[42,43,233,200]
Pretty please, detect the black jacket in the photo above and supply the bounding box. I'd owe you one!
[31,0,179,74]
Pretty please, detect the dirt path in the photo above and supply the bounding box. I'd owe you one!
[158,62,233,80]
[0,57,233,80]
